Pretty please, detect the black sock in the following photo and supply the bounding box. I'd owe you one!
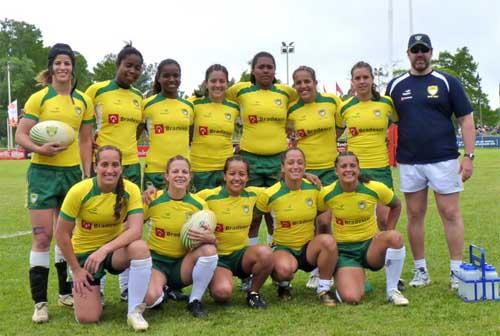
[29,266,49,303]
[55,261,72,295]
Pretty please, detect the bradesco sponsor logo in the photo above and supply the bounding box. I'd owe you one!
[280,219,309,228]
[215,224,224,232]
[155,228,180,238]
[248,115,285,124]
[108,114,119,124]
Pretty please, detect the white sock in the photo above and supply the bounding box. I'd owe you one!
[248,237,259,246]
[100,274,106,293]
[316,279,333,294]
[54,245,65,263]
[189,255,218,303]
[450,259,462,275]
[266,234,273,245]
[119,268,130,292]
[30,250,50,268]
[128,258,152,314]
[310,268,319,277]
[386,247,406,293]
[146,292,164,309]
[414,258,427,271]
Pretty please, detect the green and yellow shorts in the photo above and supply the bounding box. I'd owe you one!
[336,239,381,271]
[273,242,315,272]
[151,251,184,289]
[218,247,249,279]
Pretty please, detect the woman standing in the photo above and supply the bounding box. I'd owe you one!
[15,43,94,323]
[143,60,194,189]
[55,146,152,331]
[190,64,239,191]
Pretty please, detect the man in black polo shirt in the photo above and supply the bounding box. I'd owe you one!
[386,33,475,289]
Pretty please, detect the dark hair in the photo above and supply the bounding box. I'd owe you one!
[116,42,144,67]
[95,145,126,220]
[350,61,380,101]
[201,64,229,97]
[334,151,371,183]
[292,65,317,83]
[250,51,277,85]
[166,155,191,173]
[152,59,181,94]
[223,155,250,176]
[40,43,77,96]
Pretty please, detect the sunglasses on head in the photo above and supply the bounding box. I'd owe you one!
[410,45,430,54]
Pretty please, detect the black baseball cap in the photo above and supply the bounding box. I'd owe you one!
[407,34,432,49]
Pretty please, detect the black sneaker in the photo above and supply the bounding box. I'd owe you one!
[277,285,292,301]
[120,289,128,302]
[187,299,208,318]
[164,286,189,301]
[247,291,266,309]
[398,278,406,292]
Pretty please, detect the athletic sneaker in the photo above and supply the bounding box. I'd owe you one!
[398,278,406,292]
[240,275,253,292]
[306,273,319,289]
[387,289,409,306]
[32,302,49,323]
[318,291,336,307]
[187,299,208,318]
[127,303,148,331]
[57,294,74,308]
[247,292,266,309]
[409,267,431,287]
[277,284,293,301]
[120,289,128,302]
[450,271,459,290]
[164,286,189,301]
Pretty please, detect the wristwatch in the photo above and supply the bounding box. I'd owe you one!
[463,153,475,160]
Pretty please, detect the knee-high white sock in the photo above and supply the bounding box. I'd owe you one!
[189,255,218,303]
[385,247,406,293]
[100,275,106,293]
[30,251,50,268]
[248,237,259,246]
[54,245,66,263]
[316,279,333,294]
[119,268,130,292]
[128,258,152,314]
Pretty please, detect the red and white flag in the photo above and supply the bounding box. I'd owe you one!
[335,82,344,96]
[8,100,18,127]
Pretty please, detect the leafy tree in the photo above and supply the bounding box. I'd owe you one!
[136,62,156,96]
[74,53,92,91]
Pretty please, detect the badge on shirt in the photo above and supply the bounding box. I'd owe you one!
[427,85,439,98]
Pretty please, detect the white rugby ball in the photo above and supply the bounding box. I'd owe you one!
[29,120,75,146]
[180,210,217,249]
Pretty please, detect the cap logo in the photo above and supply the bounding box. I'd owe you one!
[415,35,422,41]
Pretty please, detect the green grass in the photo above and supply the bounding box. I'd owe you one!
[0,149,499,335]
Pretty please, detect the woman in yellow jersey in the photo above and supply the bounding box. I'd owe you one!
[144,156,218,318]
[196,156,273,308]
[226,51,298,248]
[317,151,408,306]
[190,64,239,191]
[256,148,338,306]
[288,66,342,185]
[15,43,94,323]
[143,59,194,189]
[85,43,144,188]
[55,146,152,331]
[337,62,399,229]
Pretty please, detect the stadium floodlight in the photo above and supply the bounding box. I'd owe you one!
[281,41,295,84]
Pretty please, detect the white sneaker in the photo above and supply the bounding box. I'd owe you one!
[127,303,148,331]
[32,302,49,323]
[57,294,74,308]
[306,274,319,289]
[409,267,431,287]
[387,289,409,306]
[450,271,459,290]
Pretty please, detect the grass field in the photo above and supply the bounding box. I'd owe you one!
[0,149,499,335]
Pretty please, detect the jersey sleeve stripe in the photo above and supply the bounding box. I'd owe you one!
[128,208,144,215]
[82,118,95,124]
[59,211,75,222]
[430,71,450,92]
[24,114,38,121]
[388,72,410,96]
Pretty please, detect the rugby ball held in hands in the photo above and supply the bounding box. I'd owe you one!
[180,210,217,249]
[30,120,75,146]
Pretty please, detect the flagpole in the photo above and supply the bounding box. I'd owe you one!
[6,57,13,150]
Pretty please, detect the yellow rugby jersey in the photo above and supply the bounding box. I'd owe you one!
[59,178,144,254]
[189,97,239,171]
[256,180,318,250]
[226,82,297,155]
[318,180,396,243]
[24,86,94,167]
[142,94,194,173]
[197,186,263,255]
[337,96,398,168]
[85,80,143,165]
[288,93,341,169]
[145,191,207,258]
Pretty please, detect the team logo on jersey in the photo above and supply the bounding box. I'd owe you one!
[81,221,92,230]
[248,115,258,124]
[155,228,165,238]
[296,129,307,138]
[358,201,367,210]
[274,99,282,106]
[215,224,224,232]
[335,218,344,225]
[154,124,164,134]
[46,126,58,137]
[281,221,291,228]
[349,127,359,136]
[108,114,119,124]
[30,193,38,205]
[318,109,326,117]
[242,205,250,214]
[74,106,82,115]
[373,110,382,118]
[305,197,314,207]
[181,109,189,116]
[427,85,439,98]
[224,113,232,121]
[133,99,140,108]
[199,126,209,136]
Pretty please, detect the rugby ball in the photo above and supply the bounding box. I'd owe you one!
[29,120,75,146]
[180,210,217,249]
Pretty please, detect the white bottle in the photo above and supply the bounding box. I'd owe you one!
[458,263,482,301]
[484,264,499,300]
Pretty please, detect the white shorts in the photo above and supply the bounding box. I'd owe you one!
[398,159,463,194]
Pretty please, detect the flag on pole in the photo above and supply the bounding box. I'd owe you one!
[335,82,344,96]
[8,100,18,127]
